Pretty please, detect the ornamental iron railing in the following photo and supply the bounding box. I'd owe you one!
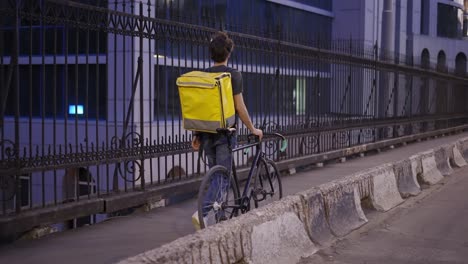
[0,1,467,230]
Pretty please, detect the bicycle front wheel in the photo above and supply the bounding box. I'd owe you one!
[252,158,283,209]
[197,165,239,229]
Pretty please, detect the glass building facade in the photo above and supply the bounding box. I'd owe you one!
[1,0,333,121]
[152,0,333,119]
[153,0,332,45]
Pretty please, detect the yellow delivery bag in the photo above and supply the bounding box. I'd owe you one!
[176,71,235,133]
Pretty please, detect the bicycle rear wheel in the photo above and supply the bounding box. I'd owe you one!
[252,158,283,208]
[197,165,239,229]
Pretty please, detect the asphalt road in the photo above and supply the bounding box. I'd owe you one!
[300,163,468,264]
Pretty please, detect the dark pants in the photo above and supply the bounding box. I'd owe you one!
[199,132,236,217]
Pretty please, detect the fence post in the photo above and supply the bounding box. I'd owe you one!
[14,0,21,214]
[373,41,378,142]
[139,1,145,190]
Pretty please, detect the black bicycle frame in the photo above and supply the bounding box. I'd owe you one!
[224,137,262,216]
[231,141,263,199]
[222,131,284,213]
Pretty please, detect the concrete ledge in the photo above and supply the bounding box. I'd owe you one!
[410,154,423,183]
[393,159,421,198]
[118,210,249,263]
[0,199,104,242]
[419,151,444,185]
[367,164,404,211]
[453,144,467,167]
[337,164,404,212]
[247,196,316,264]
[119,135,468,263]
[298,188,335,246]
[250,211,316,264]
[119,219,251,263]
[457,137,468,161]
[434,145,454,176]
[118,196,316,264]
[319,181,368,237]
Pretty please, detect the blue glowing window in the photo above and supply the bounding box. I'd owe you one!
[68,105,84,115]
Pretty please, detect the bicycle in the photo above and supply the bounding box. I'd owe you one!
[196,128,288,229]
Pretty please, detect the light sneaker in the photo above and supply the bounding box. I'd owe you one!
[191,211,207,230]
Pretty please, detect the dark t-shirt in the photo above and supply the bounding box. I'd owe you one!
[204,65,243,96]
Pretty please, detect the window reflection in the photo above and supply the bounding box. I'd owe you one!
[437,3,461,38]
[152,0,332,47]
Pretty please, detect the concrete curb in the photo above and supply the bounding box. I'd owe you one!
[118,217,251,264]
[330,164,403,212]
[119,138,465,264]
[393,159,421,198]
[458,137,468,161]
[418,150,444,185]
[434,145,454,176]
[319,181,368,237]
[250,211,316,264]
[298,188,335,246]
[453,144,467,167]
[247,196,317,264]
[118,196,316,264]
[367,164,404,211]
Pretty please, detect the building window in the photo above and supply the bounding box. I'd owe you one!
[0,174,30,212]
[4,64,107,119]
[63,168,97,228]
[463,18,468,37]
[19,175,30,208]
[154,65,183,120]
[455,52,467,76]
[420,0,430,35]
[1,22,107,57]
[437,3,460,38]
[152,0,332,47]
[77,168,96,198]
[294,78,307,115]
[421,49,431,69]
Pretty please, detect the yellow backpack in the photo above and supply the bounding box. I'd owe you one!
[176,71,236,133]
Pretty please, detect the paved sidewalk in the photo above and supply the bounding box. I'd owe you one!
[1,133,467,264]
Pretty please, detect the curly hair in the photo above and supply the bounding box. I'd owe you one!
[209,31,234,63]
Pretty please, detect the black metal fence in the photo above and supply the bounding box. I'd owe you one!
[0,0,467,230]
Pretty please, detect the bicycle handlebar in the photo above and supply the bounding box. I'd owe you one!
[266,132,288,152]
[246,132,288,153]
